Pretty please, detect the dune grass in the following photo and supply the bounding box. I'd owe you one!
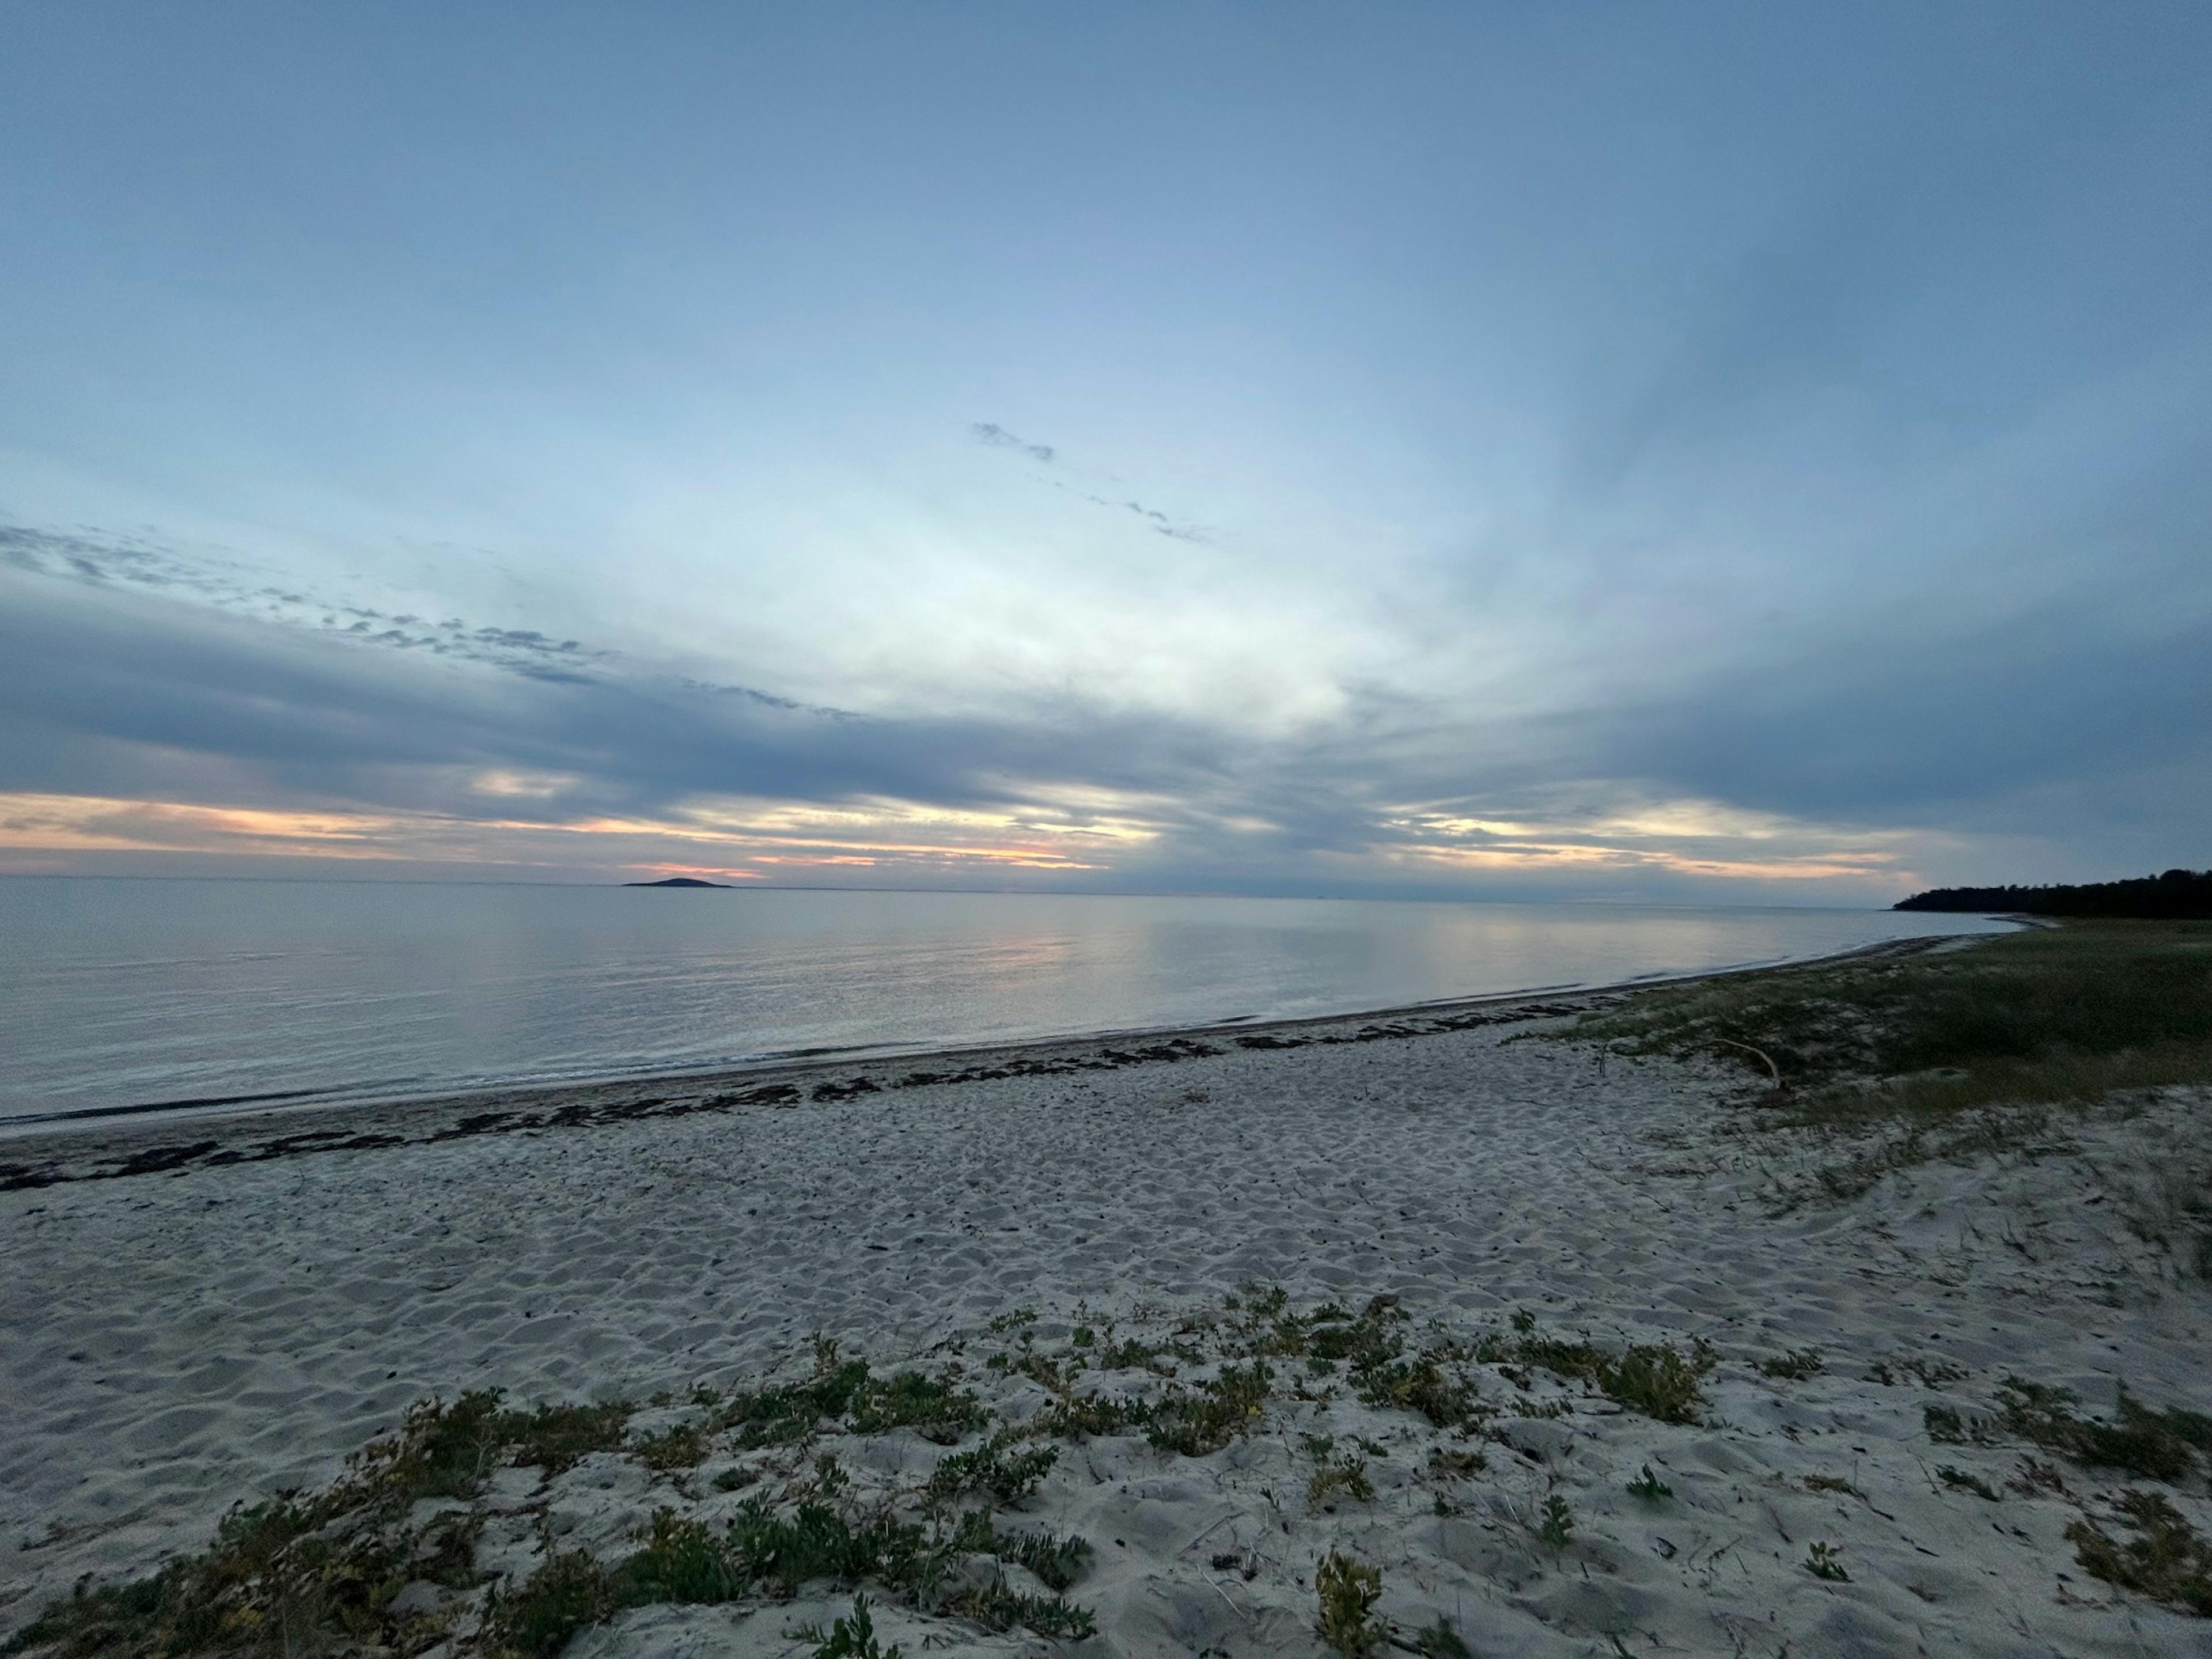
[1561,921,2212,1201]
[1568,921,2212,1108]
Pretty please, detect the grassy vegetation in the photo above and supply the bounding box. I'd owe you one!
[1938,1465,2001,1501]
[1030,1291,1711,1442]
[1305,1450,1375,1506]
[0,1387,645,1659]
[2,1352,1018,1659]
[1562,921,2212,1200]
[486,1497,1096,1657]
[1568,922,2212,1107]
[1412,1615,1472,1658]
[1919,1377,2212,1488]
[2067,1491,2212,1617]
[1501,1334,1715,1425]
[1758,1348,1824,1380]
[802,1593,901,1659]
[23,1285,2211,1652]
[921,1430,1058,1509]
[1992,1378,2212,1483]
[708,1353,985,1449]
[1146,1360,1275,1455]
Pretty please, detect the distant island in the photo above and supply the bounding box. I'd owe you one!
[621,876,733,888]
[1895,867,2211,919]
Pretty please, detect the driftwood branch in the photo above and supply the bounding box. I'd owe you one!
[1708,1036,1783,1089]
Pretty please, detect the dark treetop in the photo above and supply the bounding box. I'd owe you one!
[1895,869,2212,919]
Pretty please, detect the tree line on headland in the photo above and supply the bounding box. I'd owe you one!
[1895,868,2212,919]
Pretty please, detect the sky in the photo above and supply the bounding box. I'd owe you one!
[2,3,2208,902]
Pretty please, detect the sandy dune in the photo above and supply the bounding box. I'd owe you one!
[4,998,2210,1654]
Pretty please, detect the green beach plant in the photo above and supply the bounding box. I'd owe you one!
[1306,1452,1374,1506]
[2067,1491,2212,1616]
[1537,1494,1574,1554]
[1315,1550,1385,1657]
[806,1593,902,1659]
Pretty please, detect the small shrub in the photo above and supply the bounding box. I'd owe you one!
[633,1421,710,1472]
[1806,1541,1850,1582]
[487,1550,618,1659]
[1925,1404,1980,1445]
[1009,1352,1066,1392]
[1596,1343,1713,1423]
[1035,1392,1152,1440]
[1538,1494,1574,1552]
[1358,1354,1482,1429]
[849,1372,987,1444]
[722,1497,927,1601]
[937,1575,1096,1639]
[925,1431,1058,1508]
[987,1528,1092,1593]
[3,1495,416,1659]
[1097,1337,1172,1373]
[1307,1300,1409,1371]
[715,1361,872,1448]
[497,1398,637,1476]
[809,1592,902,1659]
[1430,1446,1486,1479]
[1627,1464,1673,1501]
[1147,1362,1272,1456]
[1516,1334,1712,1424]
[1995,1377,2203,1483]
[1937,1465,2001,1501]
[1413,1614,1472,1658]
[1315,1550,1385,1658]
[1306,1453,1374,1506]
[620,1509,748,1604]
[1759,1349,1824,1381]
[0,1569,187,1659]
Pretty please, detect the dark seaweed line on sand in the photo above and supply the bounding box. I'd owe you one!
[0,1001,1593,1195]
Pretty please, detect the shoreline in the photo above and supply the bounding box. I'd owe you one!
[1,911,2017,1141]
[0,930,1969,1187]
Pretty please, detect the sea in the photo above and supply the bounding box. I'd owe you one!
[0,877,2017,1130]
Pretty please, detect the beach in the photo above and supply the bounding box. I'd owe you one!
[5,975,2210,1656]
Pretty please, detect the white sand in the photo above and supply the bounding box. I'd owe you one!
[5,1001,2211,1655]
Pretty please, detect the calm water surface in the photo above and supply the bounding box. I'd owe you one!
[0,878,2015,1126]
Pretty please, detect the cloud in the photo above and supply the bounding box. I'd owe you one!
[0,535,1960,897]
[0,521,828,709]
[1055,484,1211,545]
[5,447,2207,900]
[964,424,1210,543]
[968,421,1056,463]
